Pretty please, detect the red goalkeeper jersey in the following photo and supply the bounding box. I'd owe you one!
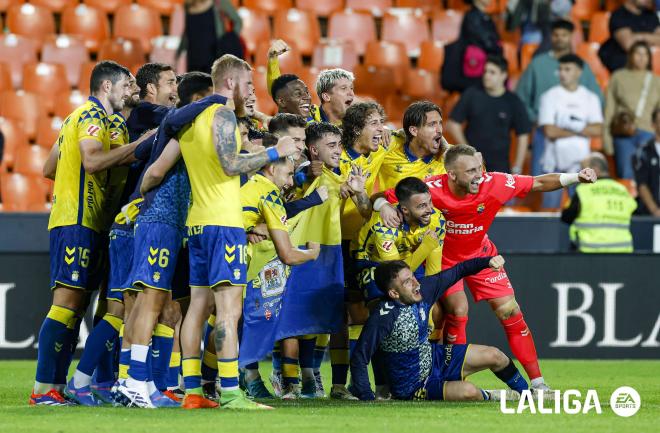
[385,172,534,263]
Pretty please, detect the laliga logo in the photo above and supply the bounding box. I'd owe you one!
[500,387,641,416]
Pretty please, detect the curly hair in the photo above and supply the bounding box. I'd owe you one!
[341,101,385,149]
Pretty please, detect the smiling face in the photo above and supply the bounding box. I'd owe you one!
[355,111,385,153]
[387,267,422,304]
[268,158,295,191]
[410,110,443,156]
[322,78,355,119]
[124,74,140,109]
[153,70,178,107]
[108,75,131,112]
[280,79,312,117]
[448,154,483,195]
[401,192,434,227]
[309,132,342,168]
[231,68,255,117]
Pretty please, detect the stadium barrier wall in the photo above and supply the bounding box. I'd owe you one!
[0,214,659,359]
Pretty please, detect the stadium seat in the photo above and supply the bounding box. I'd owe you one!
[137,0,182,16]
[0,34,38,89]
[14,145,50,177]
[442,92,461,123]
[83,0,131,14]
[616,178,637,198]
[328,10,377,56]
[31,0,79,12]
[445,0,470,11]
[381,9,431,56]
[295,0,344,17]
[0,172,49,212]
[364,41,410,89]
[114,4,163,54]
[0,117,28,172]
[345,0,392,16]
[252,66,278,115]
[0,90,44,141]
[298,67,322,106]
[571,15,585,49]
[22,63,70,115]
[6,3,55,46]
[520,43,539,71]
[604,0,624,11]
[501,41,519,75]
[255,41,303,74]
[0,0,10,12]
[36,116,63,149]
[273,9,321,57]
[652,47,660,75]
[99,38,147,72]
[431,9,463,43]
[169,4,185,36]
[589,12,611,44]
[77,62,95,94]
[237,7,271,56]
[61,4,110,53]
[150,36,181,68]
[54,90,86,119]
[384,93,414,129]
[353,64,397,100]
[402,68,441,100]
[311,39,359,71]
[0,63,12,92]
[571,0,600,22]
[395,0,443,13]
[243,0,293,15]
[575,42,610,88]
[41,35,90,88]
[418,40,445,72]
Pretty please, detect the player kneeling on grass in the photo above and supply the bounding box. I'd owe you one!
[350,258,528,402]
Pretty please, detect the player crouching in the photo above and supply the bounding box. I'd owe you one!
[350,259,528,402]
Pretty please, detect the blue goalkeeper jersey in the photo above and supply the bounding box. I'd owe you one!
[349,257,492,400]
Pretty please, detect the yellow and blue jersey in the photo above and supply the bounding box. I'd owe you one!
[377,134,450,192]
[178,103,244,228]
[241,173,288,233]
[49,96,111,233]
[102,113,130,230]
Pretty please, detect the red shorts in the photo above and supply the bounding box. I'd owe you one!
[441,239,514,302]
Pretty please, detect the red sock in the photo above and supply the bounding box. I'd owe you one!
[443,314,468,344]
[501,311,541,380]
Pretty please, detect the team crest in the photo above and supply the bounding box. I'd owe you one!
[419,307,426,322]
[382,240,394,252]
[153,271,161,283]
[234,269,241,280]
[477,203,485,213]
[71,271,79,282]
[264,309,272,320]
[86,124,101,137]
[395,164,403,173]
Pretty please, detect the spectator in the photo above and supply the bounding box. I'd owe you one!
[177,0,243,74]
[604,41,660,179]
[561,153,637,252]
[538,54,603,207]
[447,56,531,174]
[506,0,572,53]
[516,19,603,177]
[598,0,660,73]
[461,0,503,57]
[633,107,660,216]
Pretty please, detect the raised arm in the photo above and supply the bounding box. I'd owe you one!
[530,167,597,192]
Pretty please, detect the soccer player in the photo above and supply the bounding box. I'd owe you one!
[375,144,598,392]
[176,54,301,410]
[378,101,449,192]
[350,259,529,402]
[31,61,137,406]
[128,63,178,138]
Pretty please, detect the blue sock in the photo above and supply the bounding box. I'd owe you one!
[299,338,316,369]
[152,324,175,391]
[96,334,119,383]
[35,306,76,387]
[272,342,282,372]
[128,344,149,382]
[77,314,121,377]
[494,358,529,394]
[55,316,82,386]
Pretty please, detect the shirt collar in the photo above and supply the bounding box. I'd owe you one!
[404,143,433,164]
[88,96,107,114]
[345,145,362,160]
[398,205,431,232]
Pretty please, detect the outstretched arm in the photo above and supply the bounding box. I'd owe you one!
[531,167,597,192]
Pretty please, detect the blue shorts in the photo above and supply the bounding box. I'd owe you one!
[187,225,247,289]
[49,225,105,291]
[131,222,184,292]
[107,229,134,301]
[422,344,471,401]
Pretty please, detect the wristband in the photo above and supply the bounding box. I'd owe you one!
[266,147,279,162]
[559,173,579,187]
[373,198,388,211]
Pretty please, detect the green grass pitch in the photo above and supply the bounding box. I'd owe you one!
[0,360,657,433]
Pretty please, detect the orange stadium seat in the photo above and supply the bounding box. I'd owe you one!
[77,62,96,94]
[273,9,321,57]
[345,0,392,15]
[353,65,397,100]
[37,116,63,149]
[402,68,442,100]
[31,0,79,12]
[61,4,110,53]
[83,0,131,14]
[364,41,410,89]
[604,0,624,11]
[502,41,519,75]
[298,66,322,106]
[0,117,29,172]
[243,0,293,15]
[0,173,49,212]
[6,3,55,46]
[589,12,611,44]
[169,4,185,36]
[252,66,278,115]
[0,0,11,12]
[137,0,182,16]
[14,145,50,177]
[54,90,87,119]
[384,93,414,129]
[571,0,600,22]
[431,9,463,43]
[652,47,660,74]
[22,63,70,115]
[41,35,90,88]
[0,63,12,92]
[114,4,163,54]
[576,42,610,88]
[255,41,303,74]
[418,40,445,72]
[328,10,377,56]
[99,38,147,72]
[0,34,38,88]
[571,15,585,49]
[381,9,431,56]
[237,7,271,56]
[295,0,344,17]
[520,43,538,71]
[446,0,470,11]
[312,40,359,71]
[149,36,181,69]
[0,90,44,141]
[395,0,444,13]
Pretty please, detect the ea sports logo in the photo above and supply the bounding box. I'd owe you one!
[610,386,640,417]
